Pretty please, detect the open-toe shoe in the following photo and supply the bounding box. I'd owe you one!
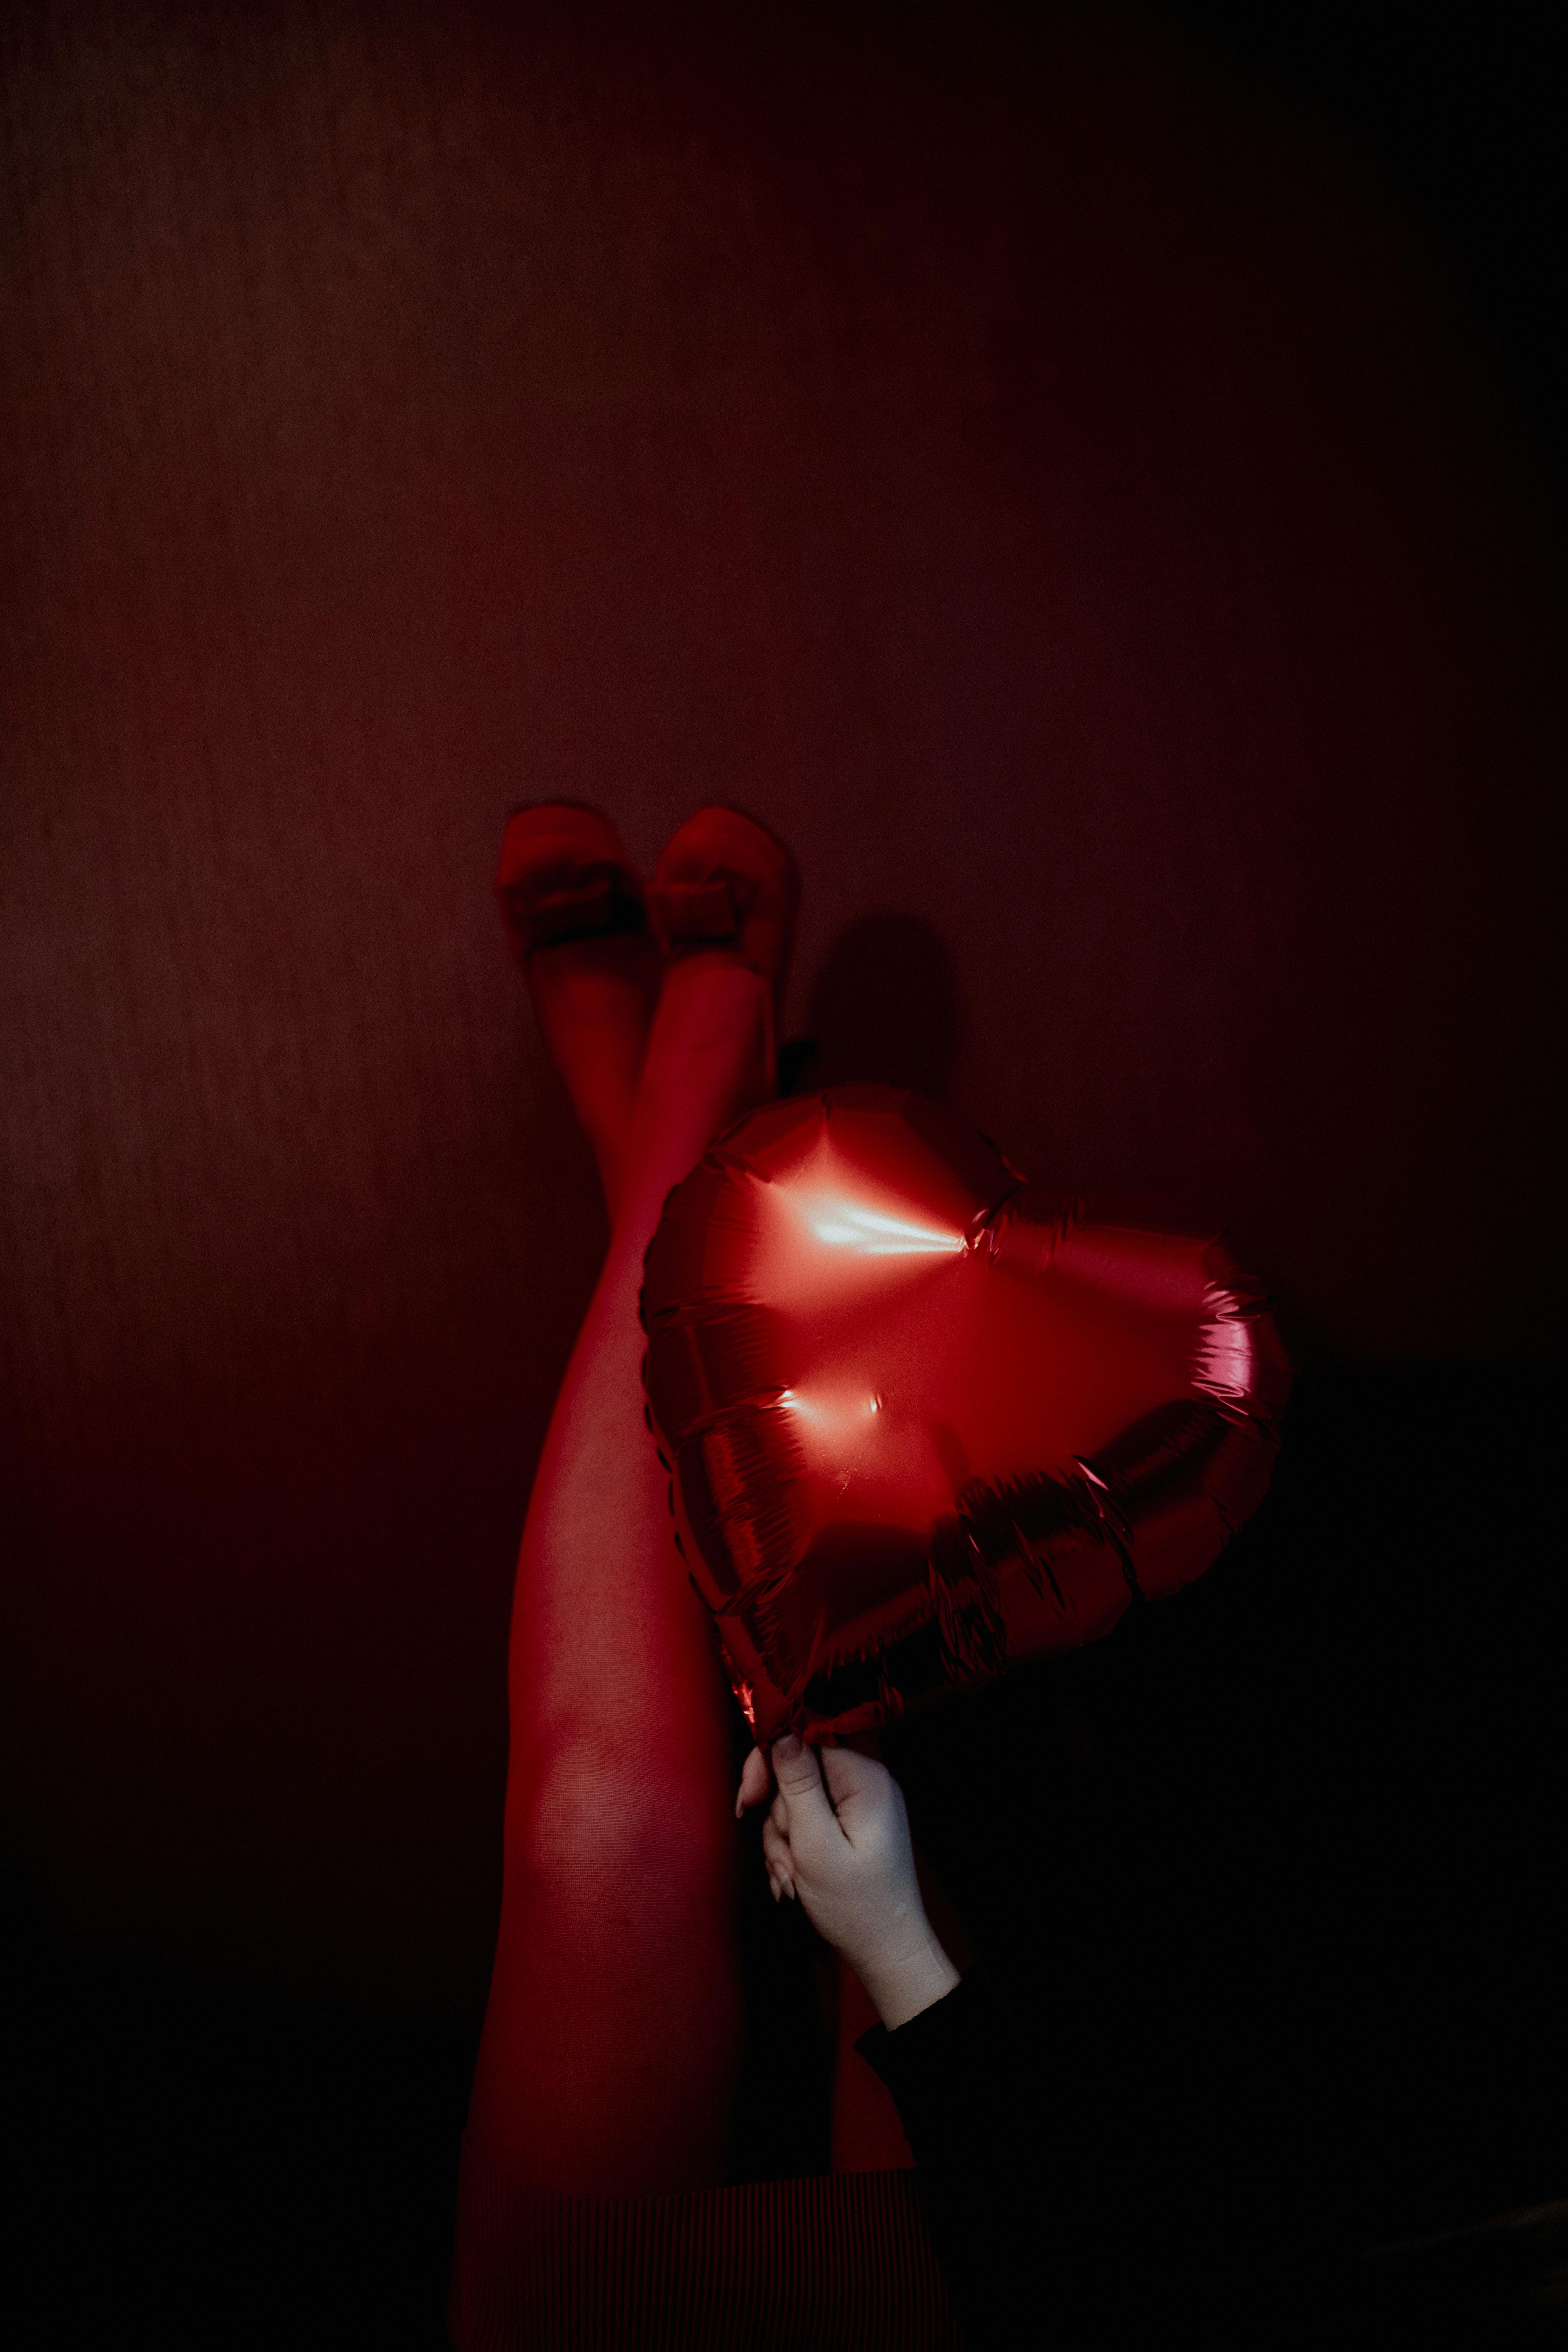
[646,805,801,1021]
[495,802,648,963]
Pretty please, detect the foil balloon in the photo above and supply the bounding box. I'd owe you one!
[641,1086,1290,1745]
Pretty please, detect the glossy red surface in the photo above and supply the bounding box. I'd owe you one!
[643,1087,1290,1742]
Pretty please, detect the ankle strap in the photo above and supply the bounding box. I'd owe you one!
[499,873,646,955]
[648,875,751,947]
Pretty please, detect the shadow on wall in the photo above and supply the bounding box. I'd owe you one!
[785,915,965,1103]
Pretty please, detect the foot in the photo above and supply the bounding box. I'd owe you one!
[495,804,660,1213]
[613,810,803,1248]
[647,806,802,1076]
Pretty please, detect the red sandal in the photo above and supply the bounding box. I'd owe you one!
[646,805,802,1022]
[495,802,648,963]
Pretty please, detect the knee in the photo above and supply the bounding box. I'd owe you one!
[504,1741,735,1893]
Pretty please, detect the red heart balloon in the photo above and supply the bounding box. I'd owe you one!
[642,1086,1290,1745]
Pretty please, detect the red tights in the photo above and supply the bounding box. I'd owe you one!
[465,948,913,2198]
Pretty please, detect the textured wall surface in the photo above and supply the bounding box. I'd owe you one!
[2,0,1562,2043]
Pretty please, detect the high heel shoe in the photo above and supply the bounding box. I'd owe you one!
[495,802,648,962]
[646,806,802,1021]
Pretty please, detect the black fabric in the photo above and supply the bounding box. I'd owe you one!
[858,1969,1324,2344]
[857,1970,1044,2346]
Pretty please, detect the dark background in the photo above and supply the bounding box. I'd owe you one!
[3,1,1563,2341]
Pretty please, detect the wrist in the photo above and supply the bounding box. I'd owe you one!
[859,1935,962,2031]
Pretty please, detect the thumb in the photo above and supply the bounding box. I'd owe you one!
[771,1734,838,1839]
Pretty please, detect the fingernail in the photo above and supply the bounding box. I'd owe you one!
[735,1787,744,1819]
[774,1734,803,1762]
[783,1879,796,1901]
[770,1875,781,1903]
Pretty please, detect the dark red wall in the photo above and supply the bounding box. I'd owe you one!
[2,0,1562,2066]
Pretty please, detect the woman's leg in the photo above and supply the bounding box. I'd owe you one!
[524,933,657,1219]
[466,949,774,2196]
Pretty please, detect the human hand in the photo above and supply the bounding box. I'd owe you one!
[736,1735,961,2029]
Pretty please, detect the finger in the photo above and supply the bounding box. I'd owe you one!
[762,1842,795,1903]
[761,1816,792,1875]
[760,1819,797,1900]
[735,1745,771,1819]
[770,1734,839,1842]
[818,1742,894,1827]
[769,1790,790,1836]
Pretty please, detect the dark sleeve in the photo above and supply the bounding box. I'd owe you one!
[856,1968,1043,2346]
